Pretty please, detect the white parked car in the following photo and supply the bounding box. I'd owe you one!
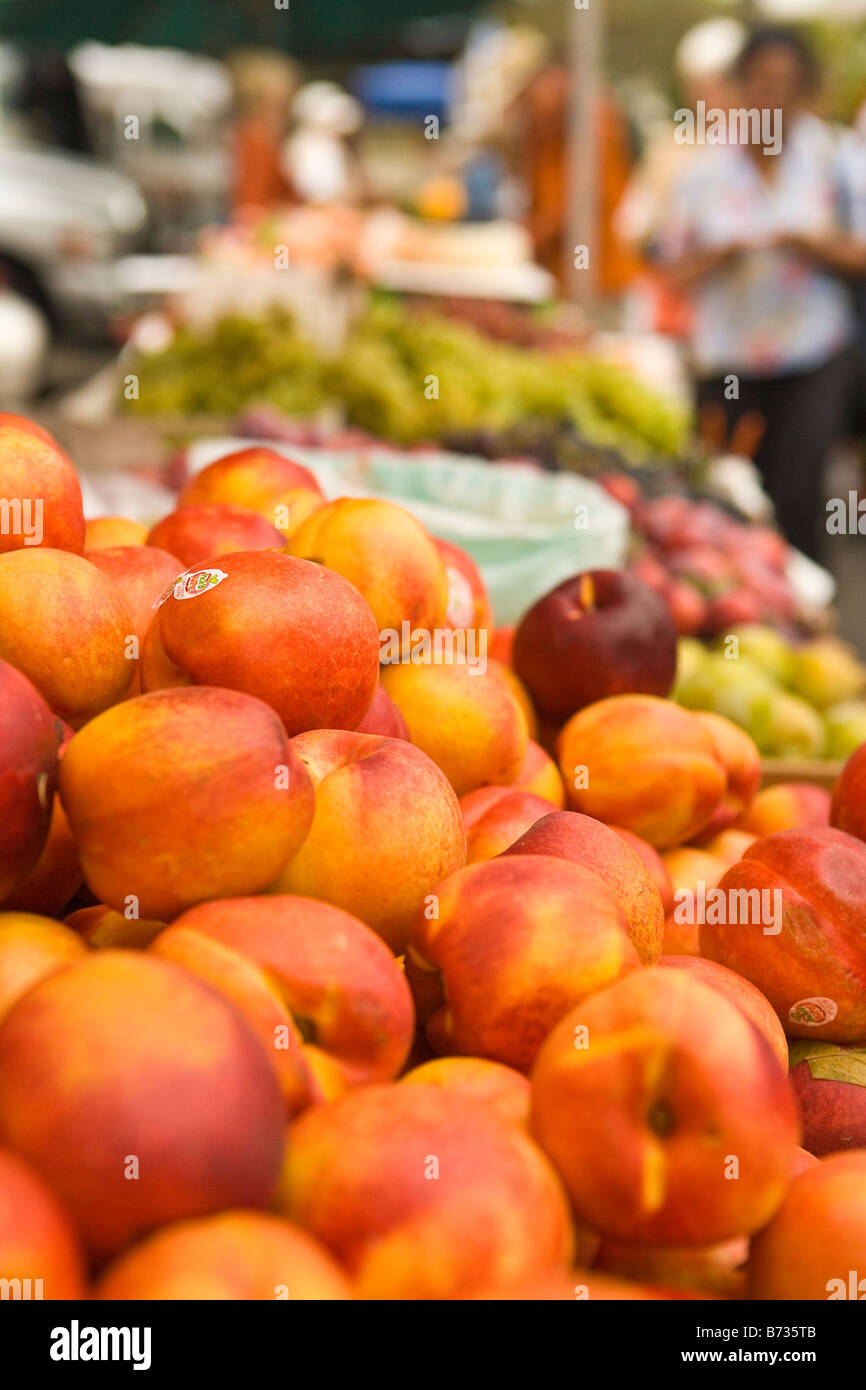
[0,139,148,337]
[0,285,49,402]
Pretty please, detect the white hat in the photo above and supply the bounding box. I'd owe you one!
[292,81,363,135]
[675,18,747,80]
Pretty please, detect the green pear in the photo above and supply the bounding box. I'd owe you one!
[675,651,778,748]
[673,637,707,698]
[823,701,866,760]
[715,624,795,685]
[790,638,865,711]
[759,691,827,759]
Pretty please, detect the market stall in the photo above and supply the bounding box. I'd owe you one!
[2,0,866,1337]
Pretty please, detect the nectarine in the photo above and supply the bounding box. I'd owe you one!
[0,660,59,900]
[0,951,285,1261]
[557,696,726,850]
[152,896,415,1108]
[273,729,465,954]
[530,969,799,1244]
[59,687,314,920]
[381,659,527,797]
[289,497,447,641]
[141,550,380,736]
[0,911,87,1021]
[408,855,641,1072]
[701,827,866,1043]
[0,416,84,554]
[278,1083,573,1299]
[748,1152,866,1299]
[96,1212,352,1300]
[0,549,134,726]
[146,503,284,567]
[178,446,323,537]
[503,811,665,965]
[0,1147,86,1298]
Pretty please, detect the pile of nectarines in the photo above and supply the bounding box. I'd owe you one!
[1,412,865,1302]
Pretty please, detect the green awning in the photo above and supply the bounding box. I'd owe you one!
[0,0,487,58]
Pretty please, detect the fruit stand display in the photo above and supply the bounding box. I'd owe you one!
[2,406,866,1307]
[51,287,853,788]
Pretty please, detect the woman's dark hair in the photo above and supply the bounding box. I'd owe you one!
[735,26,820,91]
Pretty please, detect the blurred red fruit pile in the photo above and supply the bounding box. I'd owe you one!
[600,476,800,637]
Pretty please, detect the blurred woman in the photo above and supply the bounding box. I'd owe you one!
[617,17,746,336]
[657,27,866,559]
[516,58,639,296]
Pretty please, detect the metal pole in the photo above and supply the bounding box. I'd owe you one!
[566,0,601,308]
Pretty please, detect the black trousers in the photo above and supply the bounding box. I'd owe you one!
[696,350,856,561]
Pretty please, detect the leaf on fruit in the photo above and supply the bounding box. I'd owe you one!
[789,1040,866,1086]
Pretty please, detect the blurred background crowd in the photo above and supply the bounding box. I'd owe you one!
[1,0,866,639]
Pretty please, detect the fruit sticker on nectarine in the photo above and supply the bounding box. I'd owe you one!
[788,997,839,1028]
[153,567,227,608]
[443,566,476,629]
